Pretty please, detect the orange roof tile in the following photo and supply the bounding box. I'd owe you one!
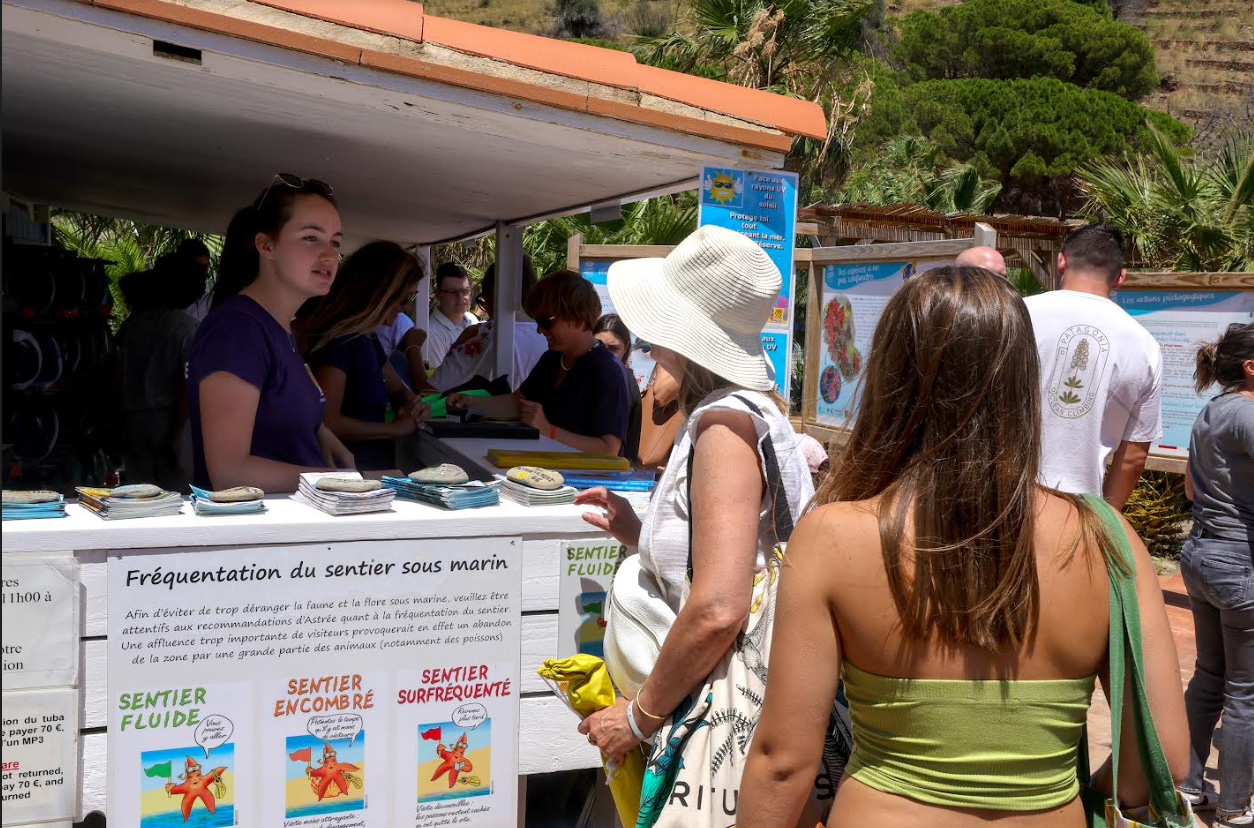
[74,0,825,148]
[252,0,425,42]
[422,16,638,90]
[635,65,826,142]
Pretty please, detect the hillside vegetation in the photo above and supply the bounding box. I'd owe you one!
[421,0,1251,139]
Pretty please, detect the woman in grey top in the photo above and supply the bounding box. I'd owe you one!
[1180,321,1254,824]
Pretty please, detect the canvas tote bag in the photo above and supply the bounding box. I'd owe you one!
[636,397,852,828]
[1078,496,1197,828]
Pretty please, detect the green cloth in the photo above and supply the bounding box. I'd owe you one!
[842,660,1095,810]
[421,389,490,420]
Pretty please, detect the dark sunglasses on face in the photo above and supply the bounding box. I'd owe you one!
[536,316,557,331]
[255,173,334,209]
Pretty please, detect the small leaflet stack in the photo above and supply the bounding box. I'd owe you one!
[76,484,183,520]
[2,490,67,520]
[293,472,394,516]
[383,464,500,510]
[497,466,576,507]
[189,485,267,516]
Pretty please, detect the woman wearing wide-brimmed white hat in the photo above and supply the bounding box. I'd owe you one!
[575,225,827,825]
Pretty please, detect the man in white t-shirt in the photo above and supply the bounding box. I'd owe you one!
[427,258,546,392]
[1024,224,1162,508]
[423,262,479,368]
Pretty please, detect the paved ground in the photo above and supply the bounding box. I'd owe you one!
[1085,573,1224,825]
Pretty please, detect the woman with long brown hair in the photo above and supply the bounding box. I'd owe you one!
[301,241,429,472]
[738,266,1188,828]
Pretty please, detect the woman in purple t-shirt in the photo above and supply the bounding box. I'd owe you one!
[300,241,431,472]
[186,174,353,492]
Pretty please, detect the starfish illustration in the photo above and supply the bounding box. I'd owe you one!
[307,744,360,800]
[166,756,227,821]
[431,733,473,789]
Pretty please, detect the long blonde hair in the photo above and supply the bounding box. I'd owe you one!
[304,241,422,352]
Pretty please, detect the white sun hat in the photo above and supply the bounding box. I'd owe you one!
[607,225,780,391]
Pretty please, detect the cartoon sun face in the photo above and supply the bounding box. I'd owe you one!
[708,172,737,204]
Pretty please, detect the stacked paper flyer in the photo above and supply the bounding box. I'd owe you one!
[381,477,501,510]
[293,472,395,516]
[189,485,267,516]
[1,491,68,520]
[76,485,183,520]
[496,476,578,507]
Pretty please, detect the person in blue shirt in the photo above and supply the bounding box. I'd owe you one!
[186,174,354,492]
[301,241,430,472]
[449,269,631,455]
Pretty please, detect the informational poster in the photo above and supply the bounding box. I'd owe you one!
[699,167,799,397]
[1,687,79,826]
[814,262,911,428]
[1114,289,1254,457]
[107,538,521,828]
[579,258,658,390]
[557,540,629,659]
[2,553,80,690]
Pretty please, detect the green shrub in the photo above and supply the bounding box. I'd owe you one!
[895,0,1157,100]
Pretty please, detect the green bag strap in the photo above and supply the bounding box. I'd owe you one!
[1083,495,1186,825]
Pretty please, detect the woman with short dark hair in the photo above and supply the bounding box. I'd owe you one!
[448,269,631,455]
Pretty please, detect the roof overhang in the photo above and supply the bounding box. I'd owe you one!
[2,0,824,243]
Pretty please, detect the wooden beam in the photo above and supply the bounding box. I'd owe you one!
[579,244,675,259]
[808,237,972,263]
[566,232,582,270]
[973,222,996,248]
[1120,272,1254,290]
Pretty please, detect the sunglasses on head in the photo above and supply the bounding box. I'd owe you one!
[255,173,334,210]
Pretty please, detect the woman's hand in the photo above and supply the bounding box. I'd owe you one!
[519,400,550,433]
[578,698,646,763]
[574,487,642,547]
[400,397,431,424]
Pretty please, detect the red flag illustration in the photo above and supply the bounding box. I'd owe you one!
[289,746,312,762]
[420,727,442,741]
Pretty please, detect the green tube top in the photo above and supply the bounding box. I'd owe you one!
[841,661,1095,811]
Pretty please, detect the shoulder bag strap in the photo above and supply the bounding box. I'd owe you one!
[685,396,794,582]
[1083,495,1187,824]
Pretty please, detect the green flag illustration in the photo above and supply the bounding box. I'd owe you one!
[144,760,173,779]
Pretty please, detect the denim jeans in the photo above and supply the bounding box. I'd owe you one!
[1180,528,1254,812]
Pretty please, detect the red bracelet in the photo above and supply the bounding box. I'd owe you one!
[549,425,558,440]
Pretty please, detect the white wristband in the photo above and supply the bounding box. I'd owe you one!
[626,700,647,742]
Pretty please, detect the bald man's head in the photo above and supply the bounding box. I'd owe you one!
[956,246,1007,276]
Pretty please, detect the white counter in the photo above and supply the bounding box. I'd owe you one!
[2,493,608,820]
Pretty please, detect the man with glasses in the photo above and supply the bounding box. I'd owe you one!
[423,262,479,369]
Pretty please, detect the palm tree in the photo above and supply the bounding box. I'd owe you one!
[834,135,1002,214]
[1078,127,1254,272]
[524,193,698,275]
[52,211,221,325]
[640,0,873,197]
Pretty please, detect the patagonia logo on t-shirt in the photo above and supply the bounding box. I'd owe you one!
[1046,324,1110,419]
